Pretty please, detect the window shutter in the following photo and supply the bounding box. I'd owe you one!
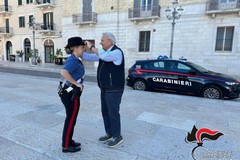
[152,0,159,16]
[5,0,8,6]
[83,0,92,13]
[215,27,224,51]
[29,15,33,27]
[50,12,54,30]
[133,0,140,17]
[6,19,9,33]
[43,13,47,29]
[19,17,21,27]
[224,27,234,51]
[209,0,218,11]
[83,0,92,21]
[237,0,240,8]
[43,13,46,23]
[18,0,22,5]
[4,0,8,11]
[152,0,158,6]
[23,17,25,27]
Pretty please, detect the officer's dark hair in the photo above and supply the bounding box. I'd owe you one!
[65,47,72,55]
[65,46,82,55]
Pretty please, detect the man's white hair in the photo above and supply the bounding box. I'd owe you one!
[102,32,116,45]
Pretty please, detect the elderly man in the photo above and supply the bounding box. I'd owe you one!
[85,32,125,147]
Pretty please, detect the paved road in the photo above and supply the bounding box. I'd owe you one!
[0,72,239,160]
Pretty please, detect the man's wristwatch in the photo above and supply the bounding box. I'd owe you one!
[90,45,95,51]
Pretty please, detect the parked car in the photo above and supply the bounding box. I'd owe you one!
[126,58,240,99]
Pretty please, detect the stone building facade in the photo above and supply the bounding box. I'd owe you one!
[0,0,63,63]
[0,0,240,75]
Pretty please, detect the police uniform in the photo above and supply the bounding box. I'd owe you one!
[59,37,85,153]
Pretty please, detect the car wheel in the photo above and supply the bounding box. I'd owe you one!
[202,85,223,99]
[133,79,147,91]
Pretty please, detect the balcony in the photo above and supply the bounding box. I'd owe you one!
[0,27,13,37]
[0,5,12,16]
[37,23,56,34]
[72,12,98,25]
[35,0,55,10]
[128,5,161,22]
[206,0,240,16]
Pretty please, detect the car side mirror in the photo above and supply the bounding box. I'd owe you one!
[188,70,196,75]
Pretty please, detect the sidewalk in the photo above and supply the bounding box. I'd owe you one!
[0,60,98,76]
[1,60,240,80]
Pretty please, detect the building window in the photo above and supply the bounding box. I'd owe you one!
[215,26,234,52]
[29,15,33,27]
[43,0,51,3]
[43,12,54,30]
[219,0,237,10]
[141,0,152,11]
[220,0,235,3]
[139,31,151,52]
[18,0,23,5]
[26,0,33,4]
[19,16,25,28]
[5,19,10,33]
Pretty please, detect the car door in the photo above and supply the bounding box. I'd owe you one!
[146,60,176,90]
[167,61,193,92]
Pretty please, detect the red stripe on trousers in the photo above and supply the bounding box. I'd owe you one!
[65,96,79,148]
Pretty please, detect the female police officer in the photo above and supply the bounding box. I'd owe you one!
[60,37,85,153]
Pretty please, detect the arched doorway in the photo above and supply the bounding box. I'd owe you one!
[44,39,54,63]
[24,38,31,62]
[6,41,12,61]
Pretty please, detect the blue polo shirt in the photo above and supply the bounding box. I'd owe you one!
[63,54,85,85]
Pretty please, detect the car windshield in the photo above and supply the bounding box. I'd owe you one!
[187,62,209,72]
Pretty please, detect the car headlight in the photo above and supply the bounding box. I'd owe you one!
[225,82,238,85]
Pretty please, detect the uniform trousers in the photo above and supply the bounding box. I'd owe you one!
[61,91,80,148]
[101,90,123,138]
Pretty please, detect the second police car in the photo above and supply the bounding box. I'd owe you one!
[126,58,240,99]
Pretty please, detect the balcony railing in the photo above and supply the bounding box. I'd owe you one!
[0,5,12,15]
[0,27,13,36]
[37,23,55,33]
[35,0,55,9]
[72,12,98,25]
[128,5,161,21]
[206,0,240,12]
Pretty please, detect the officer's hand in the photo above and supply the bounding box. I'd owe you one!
[76,83,83,91]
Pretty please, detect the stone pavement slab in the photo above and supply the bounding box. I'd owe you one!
[136,112,196,131]
[0,72,240,160]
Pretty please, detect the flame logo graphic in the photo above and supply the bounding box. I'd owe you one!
[185,125,223,160]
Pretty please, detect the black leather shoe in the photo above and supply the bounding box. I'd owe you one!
[62,146,81,153]
[71,140,81,147]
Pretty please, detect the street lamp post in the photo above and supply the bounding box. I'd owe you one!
[29,16,37,65]
[165,0,184,58]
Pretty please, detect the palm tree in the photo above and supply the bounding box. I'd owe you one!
[16,50,24,62]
